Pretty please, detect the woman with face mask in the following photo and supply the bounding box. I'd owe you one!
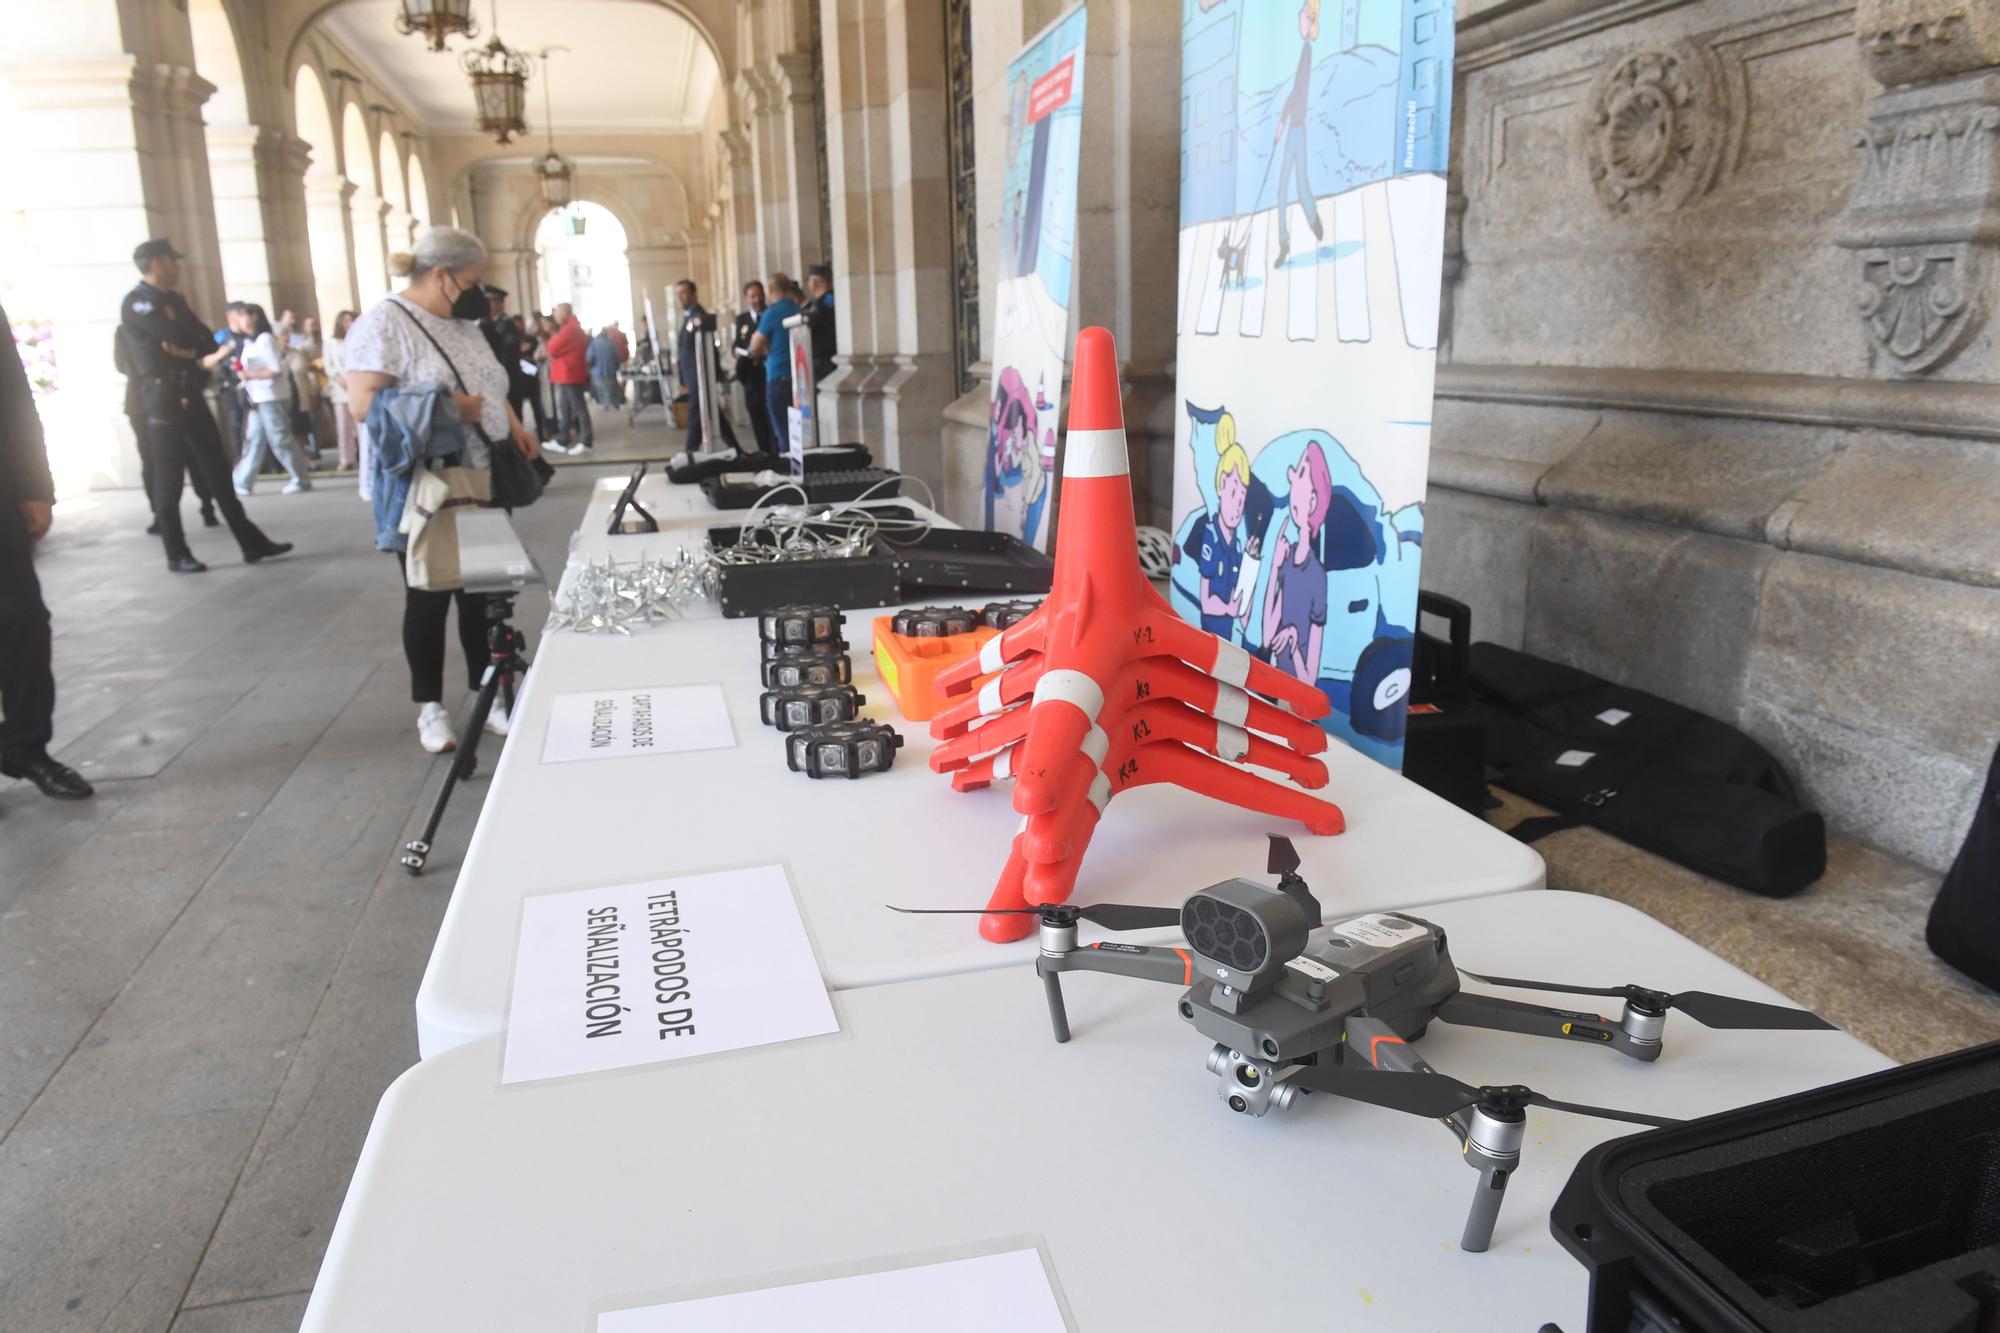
[343,226,542,754]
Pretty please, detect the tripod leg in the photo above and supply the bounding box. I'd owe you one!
[401,668,503,876]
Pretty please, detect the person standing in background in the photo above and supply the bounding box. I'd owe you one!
[674,279,737,456]
[731,279,777,455]
[0,301,92,801]
[287,314,324,460]
[231,303,314,494]
[325,310,359,470]
[748,273,802,455]
[586,326,620,408]
[116,326,217,535]
[118,237,292,573]
[544,303,592,455]
[606,322,630,406]
[803,263,838,383]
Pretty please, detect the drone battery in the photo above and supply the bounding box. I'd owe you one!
[786,720,904,779]
[1549,1039,2000,1333]
[981,599,1042,630]
[759,650,853,689]
[890,606,980,638]
[758,605,846,647]
[871,614,999,723]
[759,682,865,731]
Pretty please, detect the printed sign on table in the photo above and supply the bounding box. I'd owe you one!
[598,1247,1068,1332]
[1170,0,1454,771]
[501,865,837,1084]
[982,5,1087,551]
[539,684,735,764]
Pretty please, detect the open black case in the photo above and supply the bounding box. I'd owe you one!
[1547,1039,2000,1332]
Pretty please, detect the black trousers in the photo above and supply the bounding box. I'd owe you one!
[146,396,271,563]
[131,412,216,517]
[509,381,549,439]
[396,554,490,705]
[683,373,740,455]
[736,367,777,454]
[0,538,54,763]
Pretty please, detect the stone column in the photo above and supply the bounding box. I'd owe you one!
[775,50,828,267]
[349,190,391,308]
[721,126,759,285]
[204,125,317,317]
[302,172,358,323]
[1836,0,2000,381]
[0,53,223,490]
[486,248,535,314]
[743,69,794,274]
[255,129,319,320]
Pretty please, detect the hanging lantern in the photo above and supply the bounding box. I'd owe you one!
[394,0,476,51]
[462,34,530,144]
[536,151,574,207]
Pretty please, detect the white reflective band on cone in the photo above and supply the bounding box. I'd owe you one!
[1081,726,1109,766]
[1212,640,1252,687]
[979,634,1009,673]
[1061,428,1130,478]
[976,675,1008,716]
[1213,684,1250,727]
[993,747,1013,780]
[1216,723,1251,762]
[1032,669,1105,720]
[1087,773,1112,811]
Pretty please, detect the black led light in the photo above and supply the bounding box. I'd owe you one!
[762,636,851,662]
[760,682,865,731]
[787,720,904,779]
[758,605,846,646]
[891,606,980,638]
[981,599,1042,630]
[759,650,853,689]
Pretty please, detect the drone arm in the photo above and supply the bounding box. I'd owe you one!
[1034,943,1195,1045]
[1436,990,1656,1062]
[1341,1016,1515,1254]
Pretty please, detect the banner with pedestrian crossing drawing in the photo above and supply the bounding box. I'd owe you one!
[1169,0,1453,770]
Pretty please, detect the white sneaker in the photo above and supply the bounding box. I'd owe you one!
[417,702,456,754]
[282,480,310,495]
[542,440,570,456]
[483,697,513,738]
[570,444,594,456]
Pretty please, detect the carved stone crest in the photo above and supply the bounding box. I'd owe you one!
[1586,44,1728,215]
[1856,244,1985,374]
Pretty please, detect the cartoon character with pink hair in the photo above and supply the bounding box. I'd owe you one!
[1262,439,1332,684]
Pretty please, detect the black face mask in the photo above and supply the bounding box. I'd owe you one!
[448,276,491,322]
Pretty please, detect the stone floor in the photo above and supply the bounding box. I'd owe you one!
[0,402,1993,1330]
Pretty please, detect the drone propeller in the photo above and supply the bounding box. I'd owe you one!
[887,902,1183,932]
[1266,834,1301,878]
[1284,1062,1678,1129]
[1461,972,1835,1031]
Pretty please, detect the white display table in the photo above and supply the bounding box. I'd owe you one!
[414,602,1546,1056]
[317,892,1891,1332]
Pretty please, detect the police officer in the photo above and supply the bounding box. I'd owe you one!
[114,324,217,536]
[119,238,292,573]
[0,300,92,800]
[802,263,838,383]
[730,279,778,455]
[673,278,738,456]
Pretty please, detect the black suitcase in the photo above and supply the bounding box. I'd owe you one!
[1403,592,1489,813]
[1926,738,2000,989]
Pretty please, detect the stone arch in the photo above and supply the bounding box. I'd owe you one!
[407,154,433,228]
[343,100,389,304]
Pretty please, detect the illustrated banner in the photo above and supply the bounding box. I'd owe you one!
[1170,0,1454,769]
[982,5,1088,551]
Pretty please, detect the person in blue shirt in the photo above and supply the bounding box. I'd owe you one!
[747,273,803,450]
[585,328,621,407]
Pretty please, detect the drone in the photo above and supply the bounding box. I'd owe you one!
[894,837,1836,1253]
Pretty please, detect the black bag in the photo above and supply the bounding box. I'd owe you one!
[390,301,544,509]
[1926,739,2000,988]
[1470,642,1826,897]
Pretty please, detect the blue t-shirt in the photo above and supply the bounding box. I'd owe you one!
[585,334,620,378]
[758,298,800,379]
[1195,519,1245,638]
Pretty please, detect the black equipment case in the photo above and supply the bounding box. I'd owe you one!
[1926,738,2000,989]
[1470,643,1826,897]
[1403,591,1490,813]
[1547,1039,2000,1333]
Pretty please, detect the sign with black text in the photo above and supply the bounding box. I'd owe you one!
[539,684,735,765]
[502,866,837,1085]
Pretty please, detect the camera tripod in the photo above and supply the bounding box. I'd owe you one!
[401,592,529,876]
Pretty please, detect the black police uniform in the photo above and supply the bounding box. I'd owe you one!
[113,326,216,527]
[802,290,837,382]
[730,307,777,455]
[0,301,58,768]
[677,302,738,455]
[117,280,277,565]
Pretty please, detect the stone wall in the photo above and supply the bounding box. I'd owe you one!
[1426,0,2000,869]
